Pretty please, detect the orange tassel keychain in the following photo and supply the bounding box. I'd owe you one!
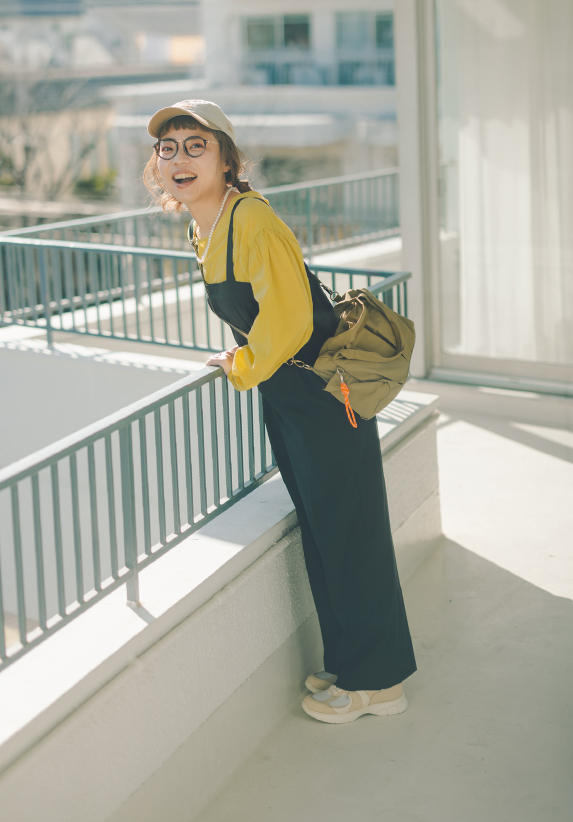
[337,368,357,428]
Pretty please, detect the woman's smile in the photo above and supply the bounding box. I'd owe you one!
[172,170,197,188]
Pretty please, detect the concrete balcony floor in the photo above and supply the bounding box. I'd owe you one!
[196,381,573,822]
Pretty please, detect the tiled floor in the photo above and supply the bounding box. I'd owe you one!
[195,382,573,822]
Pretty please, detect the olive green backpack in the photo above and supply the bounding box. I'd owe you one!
[303,287,416,425]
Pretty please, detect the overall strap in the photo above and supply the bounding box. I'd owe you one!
[222,196,262,340]
[225,198,246,283]
[222,195,333,343]
[226,195,271,282]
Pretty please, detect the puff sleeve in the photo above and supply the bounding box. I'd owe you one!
[227,228,313,391]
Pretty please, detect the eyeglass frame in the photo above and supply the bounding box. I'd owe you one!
[153,136,219,160]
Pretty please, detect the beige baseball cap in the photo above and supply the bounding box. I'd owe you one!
[147,99,236,143]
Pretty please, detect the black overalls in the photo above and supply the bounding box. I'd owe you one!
[202,199,416,691]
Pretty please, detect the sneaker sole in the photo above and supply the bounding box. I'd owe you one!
[304,677,333,694]
[302,693,408,724]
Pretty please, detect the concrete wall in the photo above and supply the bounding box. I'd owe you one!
[0,390,441,822]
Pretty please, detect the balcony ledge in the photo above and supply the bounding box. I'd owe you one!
[0,389,440,822]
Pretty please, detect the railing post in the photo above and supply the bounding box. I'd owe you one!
[38,247,53,347]
[119,424,140,606]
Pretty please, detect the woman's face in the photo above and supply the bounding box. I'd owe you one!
[156,125,229,208]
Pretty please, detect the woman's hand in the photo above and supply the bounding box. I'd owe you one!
[206,345,239,377]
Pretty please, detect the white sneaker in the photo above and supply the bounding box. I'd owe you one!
[302,683,408,724]
[304,671,338,693]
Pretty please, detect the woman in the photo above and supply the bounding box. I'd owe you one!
[145,100,416,724]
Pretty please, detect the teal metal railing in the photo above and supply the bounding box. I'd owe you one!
[0,235,409,352]
[0,265,411,668]
[0,366,275,670]
[264,169,400,254]
[0,169,400,256]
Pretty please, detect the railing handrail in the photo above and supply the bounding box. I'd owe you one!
[0,168,399,237]
[0,235,197,259]
[0,206,164,236]
[311,263,408,278]
[260,167,399,195]
[0,366,223,491]
[0,238,406,277]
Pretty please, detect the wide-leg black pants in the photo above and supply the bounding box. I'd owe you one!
[258,363,417,692]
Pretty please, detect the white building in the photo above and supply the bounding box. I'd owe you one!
[202,0,395,88]
[105,0,398,198]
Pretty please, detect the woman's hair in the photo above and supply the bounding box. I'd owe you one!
[143,114,253,213]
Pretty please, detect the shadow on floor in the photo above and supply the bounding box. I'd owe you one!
[437,411,573,465]
[195,539,573,822]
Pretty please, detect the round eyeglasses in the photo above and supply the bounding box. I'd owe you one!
[153,136,218,160]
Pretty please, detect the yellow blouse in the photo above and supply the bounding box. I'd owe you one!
[193,191,313,392]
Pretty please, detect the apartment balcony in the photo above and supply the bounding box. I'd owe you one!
[241,51,395,87]
[0,174,571,821]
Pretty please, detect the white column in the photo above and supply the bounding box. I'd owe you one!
[394,0,440,378]
[202,0,237,87]
[312,9,336,83]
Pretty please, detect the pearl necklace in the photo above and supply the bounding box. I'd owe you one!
[193,186,238,266]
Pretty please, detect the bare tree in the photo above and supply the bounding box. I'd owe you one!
[0,73,107,200]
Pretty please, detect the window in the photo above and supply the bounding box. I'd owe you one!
[376,14,394,50]
[336,12,370,51]
[336,12,394,51]
[245,15,310,52]
[246,19,275,51]
[243,14,313,83]
[283,15,310,49]
[335,11,394,85]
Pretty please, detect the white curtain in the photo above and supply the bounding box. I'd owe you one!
[437,0,573,366]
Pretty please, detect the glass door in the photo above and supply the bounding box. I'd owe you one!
[435,0,573,388]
